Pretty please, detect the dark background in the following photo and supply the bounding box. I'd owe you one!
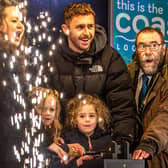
[27,0,108,36]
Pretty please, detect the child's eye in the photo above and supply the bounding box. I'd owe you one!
[49,108,55,112]
[79,114,85,118]
[89,114,96,118]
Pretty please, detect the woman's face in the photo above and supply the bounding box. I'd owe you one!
[0,6,24,47]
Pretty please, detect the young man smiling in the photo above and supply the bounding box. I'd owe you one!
[47,2,137,145]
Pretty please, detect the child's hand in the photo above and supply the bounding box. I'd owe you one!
[48,143,68,164]
[76,155,93,167]
[54,137,65,145]
[68,143,85,157]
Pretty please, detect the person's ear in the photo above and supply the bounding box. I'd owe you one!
[0,22,6,33]
[61,24,70,36]
[162,44,167,56]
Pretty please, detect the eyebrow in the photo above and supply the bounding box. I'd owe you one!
[138,41,160,44]
[78,112,96,115]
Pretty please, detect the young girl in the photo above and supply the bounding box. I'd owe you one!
[31,88,84,166]
[30,87,62,143]
[49,94,112,168]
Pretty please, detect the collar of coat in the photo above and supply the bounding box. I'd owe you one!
[128,50,168,107]
[128,49,168,82]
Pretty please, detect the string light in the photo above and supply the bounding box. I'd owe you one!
[0,0,69,167]
[0,1,57,167]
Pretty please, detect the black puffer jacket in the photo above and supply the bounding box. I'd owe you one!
[47,25,137,142]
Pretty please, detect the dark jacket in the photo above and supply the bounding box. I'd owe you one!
[49,127,112,168]
[128,52,168,168]
[47,25,137,142]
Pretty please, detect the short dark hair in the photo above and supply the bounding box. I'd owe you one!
[63,2,95,24]
[135,27,165,46]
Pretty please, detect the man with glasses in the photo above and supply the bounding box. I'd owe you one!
[128,27,168,168]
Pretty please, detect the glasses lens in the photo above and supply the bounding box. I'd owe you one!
[138,43,162,51]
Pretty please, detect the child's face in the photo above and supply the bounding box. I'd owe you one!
[41,95,57,127]
[77,104,97,137]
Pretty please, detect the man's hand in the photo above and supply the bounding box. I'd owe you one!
[132,149,150,160]
[76,155,93,167]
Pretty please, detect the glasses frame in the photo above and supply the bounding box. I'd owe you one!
[137,42,164,51]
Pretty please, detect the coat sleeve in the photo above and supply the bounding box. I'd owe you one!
[138,109,168,156]
[136,79,168,156]
[48,131,79,168]
[105,47,138,143]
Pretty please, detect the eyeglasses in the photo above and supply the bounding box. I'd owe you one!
[137,42,163,51]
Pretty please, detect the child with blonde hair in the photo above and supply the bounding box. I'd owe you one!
[30,87,62,143]
[49,94,112,168]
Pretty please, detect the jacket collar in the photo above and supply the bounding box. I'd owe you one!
[75,127,109,139]
[58,24,107,65]
[129,51,168,107]
[129,49,168,81]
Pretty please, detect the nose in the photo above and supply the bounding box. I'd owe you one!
[83,27,90,36]
[85,115,90,122]
[46,109,51,115]
[17,21,24,31]
[144,46,151,55]
[43,108,50,115]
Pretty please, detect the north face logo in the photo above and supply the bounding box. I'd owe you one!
[89,65,103,72]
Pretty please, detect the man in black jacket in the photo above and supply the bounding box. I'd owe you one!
[47,2,137,145]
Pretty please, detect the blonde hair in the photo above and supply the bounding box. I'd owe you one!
[29,87,62,140]
[65,94,111,130]
[0,0,25,50]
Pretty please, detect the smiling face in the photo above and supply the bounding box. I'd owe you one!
[136,31,166,75]
[0,6,24,47]
[41,95,57,127]
[62,14,95,53]
[76,104,97,137]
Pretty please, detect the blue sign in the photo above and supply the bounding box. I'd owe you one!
[110,0,168,64]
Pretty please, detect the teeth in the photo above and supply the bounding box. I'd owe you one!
[14,31,22,38]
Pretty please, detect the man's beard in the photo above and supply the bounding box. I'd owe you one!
[139,54,162,75]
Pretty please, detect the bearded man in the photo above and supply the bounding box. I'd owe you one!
[128,27,168,168]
